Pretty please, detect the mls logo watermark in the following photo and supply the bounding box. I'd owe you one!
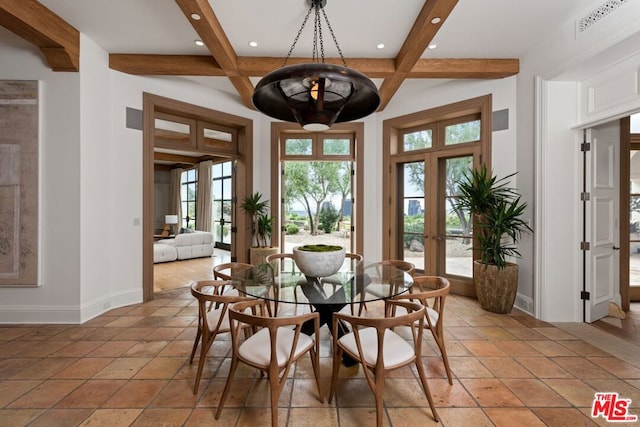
[591,392,638,422]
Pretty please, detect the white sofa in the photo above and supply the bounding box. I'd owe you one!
[154,230,214,263]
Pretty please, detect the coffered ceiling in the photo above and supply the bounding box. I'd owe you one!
[1,0,592,113]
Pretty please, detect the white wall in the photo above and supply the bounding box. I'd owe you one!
[79,35,116,321]
[0,43,82,323]
[536,80,583,321]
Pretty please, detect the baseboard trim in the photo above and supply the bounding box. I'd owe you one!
[0,289,143,324]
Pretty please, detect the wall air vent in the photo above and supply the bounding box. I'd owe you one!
[576,0,629,34]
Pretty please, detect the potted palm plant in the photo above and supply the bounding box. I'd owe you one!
[455,164,532,313]
[240,192,277,265]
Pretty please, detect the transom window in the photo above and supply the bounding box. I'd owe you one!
[401,113,481,153]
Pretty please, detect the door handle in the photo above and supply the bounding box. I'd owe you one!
[612,246,620,250]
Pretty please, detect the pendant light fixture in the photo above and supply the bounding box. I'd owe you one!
[252,0,380,131]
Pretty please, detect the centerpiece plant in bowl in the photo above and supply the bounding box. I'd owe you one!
[455,164,532,314]
[292,244,345,278]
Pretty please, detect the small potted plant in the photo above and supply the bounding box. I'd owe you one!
[455,164,532,313]
[240,192,277,265]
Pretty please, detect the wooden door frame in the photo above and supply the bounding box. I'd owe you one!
[142,93,253,301]
[270,122,364,255]
[382,95,492,296]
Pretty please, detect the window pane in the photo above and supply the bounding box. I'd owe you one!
[212,179,222,199]
[212,162,222,176]
[222,161,232,175]
[445,120,480,145]
[323,138,350,155]
[154,118,191,145]
[285,138,313,155]
[203,126,232,142]
[403,130,432,151]
[222,177,231,196]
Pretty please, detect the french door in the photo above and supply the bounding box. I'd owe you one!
[392,147,480,296]
[212,161,233,251]
[584,124,620,322]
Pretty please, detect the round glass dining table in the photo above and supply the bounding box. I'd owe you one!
[230,260,412,307]
[231,260,413,365]
[231,260,412,335]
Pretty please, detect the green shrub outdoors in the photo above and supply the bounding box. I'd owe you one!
[285,223,299,234]
[319,203,340,233]
[403,215,424,248]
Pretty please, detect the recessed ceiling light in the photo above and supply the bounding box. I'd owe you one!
[431,17,441,24]
[376,43,385,49]
[428,44,437,50]
[194,39,205,47]
[190,13,201,20]
[248,41,259,48]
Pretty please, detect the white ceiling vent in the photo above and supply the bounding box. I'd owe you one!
[576,0,629,35]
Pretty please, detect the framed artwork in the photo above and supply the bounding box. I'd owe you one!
[0,80,38,286]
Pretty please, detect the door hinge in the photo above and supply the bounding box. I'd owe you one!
[230,226,237,233]
[580,192,590,201]
[580,241,590,250]
[580,291,590,301]
[581,142,591,152]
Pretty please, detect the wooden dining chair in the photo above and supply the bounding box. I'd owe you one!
[189,280,253,394]
[329,299,439,426]
[265,252,297,274]
[213,262,254,281]
[215,299,323,427]
[357,259,415,315]
[393,275,453,384]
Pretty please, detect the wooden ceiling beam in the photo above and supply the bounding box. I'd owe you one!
[174,0,254,109]
[0,0,79,71]
[110,54,225,76]
[111,54,518,80]
[378,0,459,110]
[411,58,519,78]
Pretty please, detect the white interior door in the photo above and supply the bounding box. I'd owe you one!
[585,122,621,322]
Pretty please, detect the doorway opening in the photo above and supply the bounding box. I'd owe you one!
[143,93,253,301]
[270,122,364,256]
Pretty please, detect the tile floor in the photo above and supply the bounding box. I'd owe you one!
[0,288,639,427]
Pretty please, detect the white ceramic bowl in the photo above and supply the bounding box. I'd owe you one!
[292,245,346,277]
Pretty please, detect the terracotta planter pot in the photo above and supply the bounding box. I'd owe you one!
[473,260,518,314]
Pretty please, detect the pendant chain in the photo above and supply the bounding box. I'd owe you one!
[281,0,348,68]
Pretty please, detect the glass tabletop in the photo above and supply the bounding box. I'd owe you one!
[230,261,412,306]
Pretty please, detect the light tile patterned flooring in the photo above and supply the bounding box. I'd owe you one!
[0,288,639,426]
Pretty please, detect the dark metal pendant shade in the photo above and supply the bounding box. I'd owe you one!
[251,0,380,131]
[253,63,380,131]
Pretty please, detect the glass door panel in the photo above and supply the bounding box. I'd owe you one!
[212,161,233,250]
[400,161,426,271]
[443,157,473,277]
[630,150,640,300]
[282,160,353,253]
